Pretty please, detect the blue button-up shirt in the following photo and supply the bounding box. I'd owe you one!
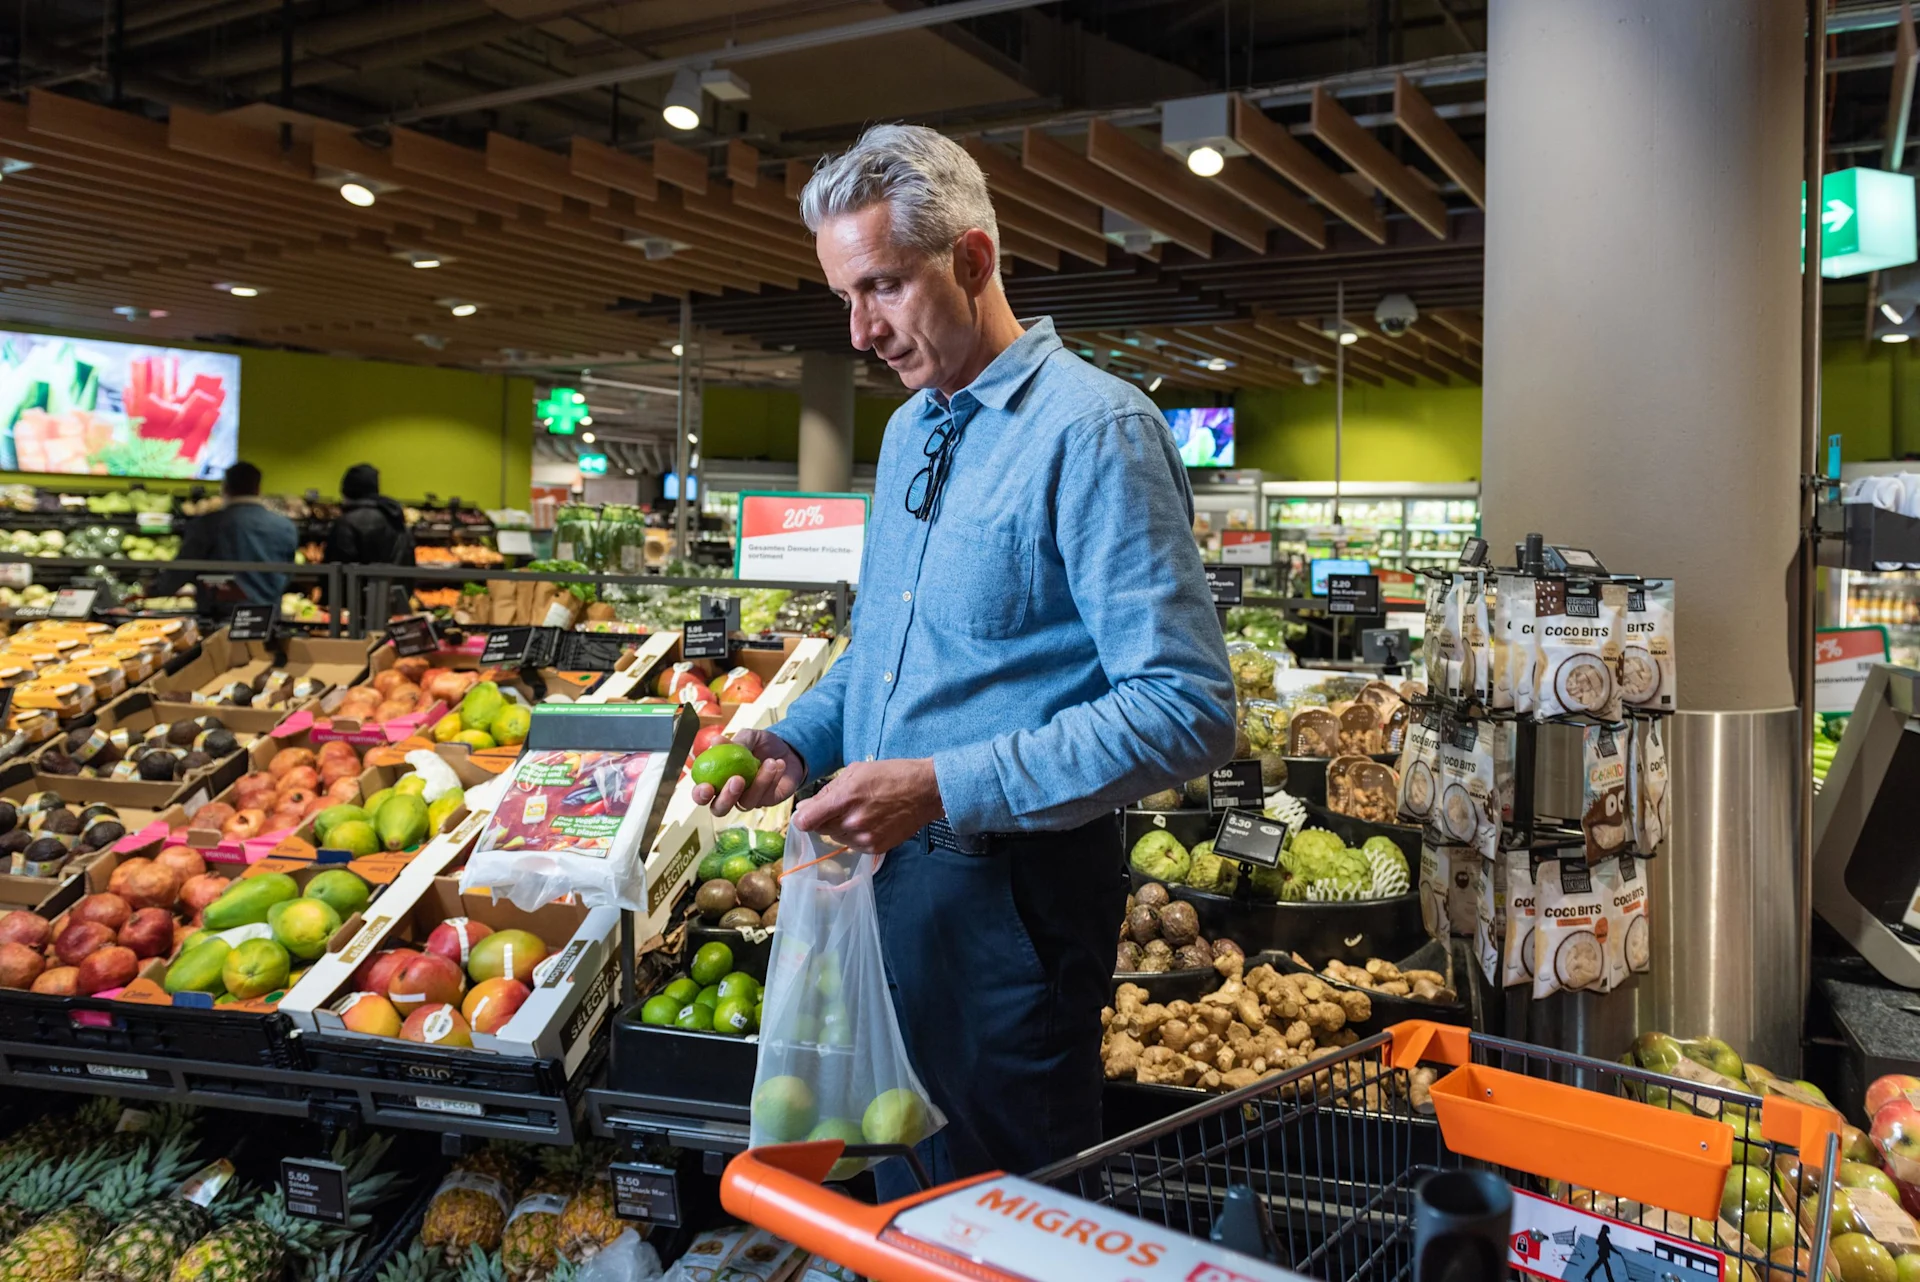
[774,318,1237,834]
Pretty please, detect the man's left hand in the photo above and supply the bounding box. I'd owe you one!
[795,757,944,854]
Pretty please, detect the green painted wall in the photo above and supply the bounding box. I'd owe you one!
[0,329,533,507]
[702,385,907,464]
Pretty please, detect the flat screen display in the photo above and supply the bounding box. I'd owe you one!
[0,332,239,479]
[1168,406,1235,468]
[1310,557,1372,596]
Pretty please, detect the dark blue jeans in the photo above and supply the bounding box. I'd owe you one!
[870,813,1125,1200]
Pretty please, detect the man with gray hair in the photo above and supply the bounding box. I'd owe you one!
[694,123,1235,1188]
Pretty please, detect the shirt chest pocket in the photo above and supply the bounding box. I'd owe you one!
[918,518,1033,639]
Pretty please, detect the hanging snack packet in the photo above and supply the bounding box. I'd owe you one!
[1511,575,1540,715]
[1396,710,1444,826]
[1437,573,1469,700]
[1533,857,1609,998]
[1581,723,1631,862]
[1477,853,1505,986]
[1502,848,1536,988]
[1494,720,1517,825]
[1632,717,1671,853]
[1466,572,1494,704]
[1621,580,1677,711]
[1420,841,1478,939]
[1605,853,1650,986]
[1337,703,1383,755]
[1288,707,1341,757]
[1435,719,1499,862]
[1490,573,1519,711]
[1534,578,1624,721]
[1422,573,1449,686]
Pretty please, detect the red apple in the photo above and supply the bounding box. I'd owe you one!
[462,977,529,1034]
[399,1003,472,1047]
[351,947,417,995]
[54,920,115,966]
[387,951,465,1014]
[426,918,492,968]
[1869,1075,1920,1120]
[75,945,138,995]
[70,893,131,933]
[117,908,175,959]
[334,991,402,1037]
[0,911,49,951]
[1874,1098,1920,1183]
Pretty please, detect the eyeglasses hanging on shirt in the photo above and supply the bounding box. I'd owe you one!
[905,418,962,520]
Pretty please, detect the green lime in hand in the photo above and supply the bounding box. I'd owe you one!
[691,743,760,791]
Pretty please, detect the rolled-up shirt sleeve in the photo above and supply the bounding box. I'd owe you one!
[931,410,1237,832]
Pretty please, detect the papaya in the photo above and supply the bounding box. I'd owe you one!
[325,820,379,857]
[431,712,464,744]
[363,787,395,818]
[163,938,231,995]
[202,872,300,930]
[375,794,430,851]
[426,789,464,835]
[489,704,530,747]
[313,804,371,843]
[305,869,371,920]
[460,681,505,732]
[394,775,428,798]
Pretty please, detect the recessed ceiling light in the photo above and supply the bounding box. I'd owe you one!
[670,342,684,357]
[582,430,595,442]
[1884,332,1912,343]
[1206,357,1230,371]
[1186,146,1224,178]
[1148,375,1164,392]
[340,182,376,207]
[215,282,262,297]
[448,302,478,317]
[411,257,441,270]
[1338,330,1358,345]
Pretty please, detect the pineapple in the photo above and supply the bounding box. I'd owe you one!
[455,1247,504,1282]
[170,1219,282,1282]
[1,1133,204,1282]
[0,1145,119,1260]
[422,1151,521,1267]
[375,1241,450,1282]
[553,1182,619,1267]
[83,1200,212,1282]
[0,1206,110,1282]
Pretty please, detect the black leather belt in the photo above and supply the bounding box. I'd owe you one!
[920,813,1120,856]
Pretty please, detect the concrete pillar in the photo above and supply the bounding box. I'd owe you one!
[1481,0,1806,1067]
[798,351,856,493]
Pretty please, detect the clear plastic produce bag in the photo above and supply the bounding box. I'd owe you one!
[748,823,944,1175]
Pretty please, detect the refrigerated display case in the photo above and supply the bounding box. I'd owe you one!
[1262,481,1481,596]
[1190,470,1274,588]
[1822,464,1920,667]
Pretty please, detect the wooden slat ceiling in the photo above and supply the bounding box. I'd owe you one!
[0,82,1487,391]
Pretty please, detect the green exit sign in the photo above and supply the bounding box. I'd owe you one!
[1808,167,1918,278]
[578,452,608,476]
[538,387,588,435]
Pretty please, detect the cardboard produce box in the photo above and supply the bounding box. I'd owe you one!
[148,629,376,734]
[29,690,256,810]
[281,856,619,1078]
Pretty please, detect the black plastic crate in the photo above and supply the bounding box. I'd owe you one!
[0,989,298,1068]
[606,1012,757,1122]
[300,1026,578,1096]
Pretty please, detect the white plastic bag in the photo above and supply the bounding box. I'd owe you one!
[748,824,944,1174]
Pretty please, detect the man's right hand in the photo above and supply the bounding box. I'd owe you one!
[691,727,806,817]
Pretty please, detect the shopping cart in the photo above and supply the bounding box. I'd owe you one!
[721,1021,1845,1282]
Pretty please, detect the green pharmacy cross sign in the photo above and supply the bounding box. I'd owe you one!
[538,387,589,435]
[1807,167,1919,278]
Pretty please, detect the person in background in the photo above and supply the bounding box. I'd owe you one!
[148,461,297,605]
[325,464,414,566]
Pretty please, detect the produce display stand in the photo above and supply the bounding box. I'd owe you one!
[0,554,347,634]
[721,1022,1844,1282]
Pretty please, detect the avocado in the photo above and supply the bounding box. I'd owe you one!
[194,715,226,733]
[22,836,68,864]
[138,754,178,782]
[19,792,60,816]
[39,809,79,838]
[198,729,239,758]
[179,750,213,773]
[78,805,118,825]
[218,682,255,707]
[38,750,79,776]
[0,801,19,836]
[80,819,124,850]
[0,830,28,856]
[165,720,198,747]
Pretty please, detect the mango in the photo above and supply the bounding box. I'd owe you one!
[202,873,300,931]
[313,805,371,844]
[376,794,430,851]
[163,939,230,995]
[222,938,290,1000]
[270,897,342,962]
[304,869,371,920]
[431,712,465,744]
[325,820,379,858]
[489,705,530,747]
[460,682,505,732]
[426,790,464,835]
[452,730,495,751]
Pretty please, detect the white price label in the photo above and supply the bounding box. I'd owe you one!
[415,1096,484,1117]
[497,529,533,556]
[86,1063,150,1081]
[0,563,30,588]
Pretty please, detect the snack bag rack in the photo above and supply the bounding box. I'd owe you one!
[720,1021,1842,1282]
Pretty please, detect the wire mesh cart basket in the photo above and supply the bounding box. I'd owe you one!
[721,1021,1846,1282]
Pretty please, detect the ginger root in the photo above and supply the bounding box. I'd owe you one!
[1137,1045,1203,1087]
[1103,1030,1144,1079]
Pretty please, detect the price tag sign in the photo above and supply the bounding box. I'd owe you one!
[1325,573,1381,615]
[735,491,869,585]
[682,618,729,661]
[703,594,742,633]
[49,587,97,619]
[1205,565,1244,607]
[1213,809,1286,868]
[481,626,543,667]
[1206,759,1264,812]
[1546,545,1608,575]
[387,615,439,658]
[609,1161,681,1226]
[1458,536,1490,567]
[135,511,172,531]
[0,562,31,589]
[555,632,630,672]
[496,529,534,556]
[228,603,275,643]
[279,1158,349,1224]
[1220,530,1274,566]
[1816,626,1889,714]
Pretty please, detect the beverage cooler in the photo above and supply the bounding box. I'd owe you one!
[1263,481,1482,598]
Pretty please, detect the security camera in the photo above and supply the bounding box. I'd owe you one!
[1374,293,1418,337]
